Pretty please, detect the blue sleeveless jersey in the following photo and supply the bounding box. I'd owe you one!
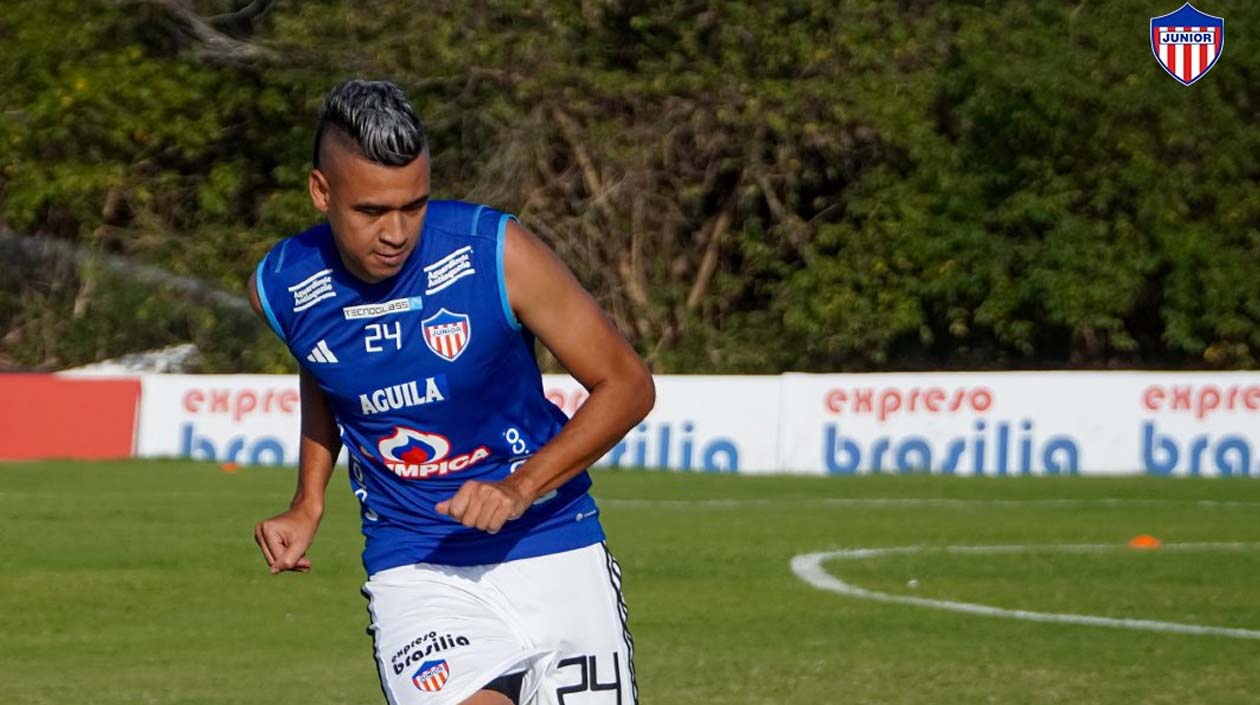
[254,201,604,574]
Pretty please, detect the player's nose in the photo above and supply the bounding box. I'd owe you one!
[379,211,407,247]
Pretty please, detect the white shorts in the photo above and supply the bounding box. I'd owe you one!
[362,542,637,705]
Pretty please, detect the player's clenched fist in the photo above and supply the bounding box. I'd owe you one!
[435,480,531,534]
[254,505,321,574]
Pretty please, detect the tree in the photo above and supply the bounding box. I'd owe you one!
[2,1,1257,372]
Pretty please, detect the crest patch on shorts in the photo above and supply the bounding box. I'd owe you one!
[413,659,451,692]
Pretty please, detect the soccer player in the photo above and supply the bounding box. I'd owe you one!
[248,80,654,705]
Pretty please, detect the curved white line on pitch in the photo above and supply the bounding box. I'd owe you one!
[791,542,1260,640]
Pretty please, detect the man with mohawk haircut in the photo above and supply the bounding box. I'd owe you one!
[248,79,653,705]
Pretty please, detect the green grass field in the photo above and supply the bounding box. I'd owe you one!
[3,460,1260,704]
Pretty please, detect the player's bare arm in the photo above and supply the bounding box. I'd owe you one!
[435,220,655,533]
[247,276,342,574]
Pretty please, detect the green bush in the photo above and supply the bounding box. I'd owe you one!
[1,1,1256,371]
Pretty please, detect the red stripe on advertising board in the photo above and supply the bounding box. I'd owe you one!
[0,375,141,459]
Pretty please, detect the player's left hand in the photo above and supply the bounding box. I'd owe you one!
[435,479,532,534]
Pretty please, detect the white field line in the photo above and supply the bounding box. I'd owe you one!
[601,497,1260,509]
[791,542,1260,640]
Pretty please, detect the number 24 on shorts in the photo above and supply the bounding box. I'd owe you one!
[555,653,624,703]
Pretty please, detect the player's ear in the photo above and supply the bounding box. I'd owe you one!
[309,168,331,213]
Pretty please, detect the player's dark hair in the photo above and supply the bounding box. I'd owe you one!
[313,80,427,168]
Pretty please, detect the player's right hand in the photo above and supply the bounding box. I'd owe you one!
[254,506,321,574]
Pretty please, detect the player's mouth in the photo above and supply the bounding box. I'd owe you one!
[373,250,406,268]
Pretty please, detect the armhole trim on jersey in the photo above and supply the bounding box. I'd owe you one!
[254,256,286,342]
[469,204,486,238]
[496,213,522,331]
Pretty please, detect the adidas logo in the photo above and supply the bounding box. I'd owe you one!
[306,340,339,364]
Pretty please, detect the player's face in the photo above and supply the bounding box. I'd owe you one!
[309,143,431,284]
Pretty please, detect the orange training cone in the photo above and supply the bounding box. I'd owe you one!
[1128,534,1161,550]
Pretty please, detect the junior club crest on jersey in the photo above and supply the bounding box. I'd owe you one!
[422,308,471,362]
[1151,3,1223,86]
[412,659,450,692]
